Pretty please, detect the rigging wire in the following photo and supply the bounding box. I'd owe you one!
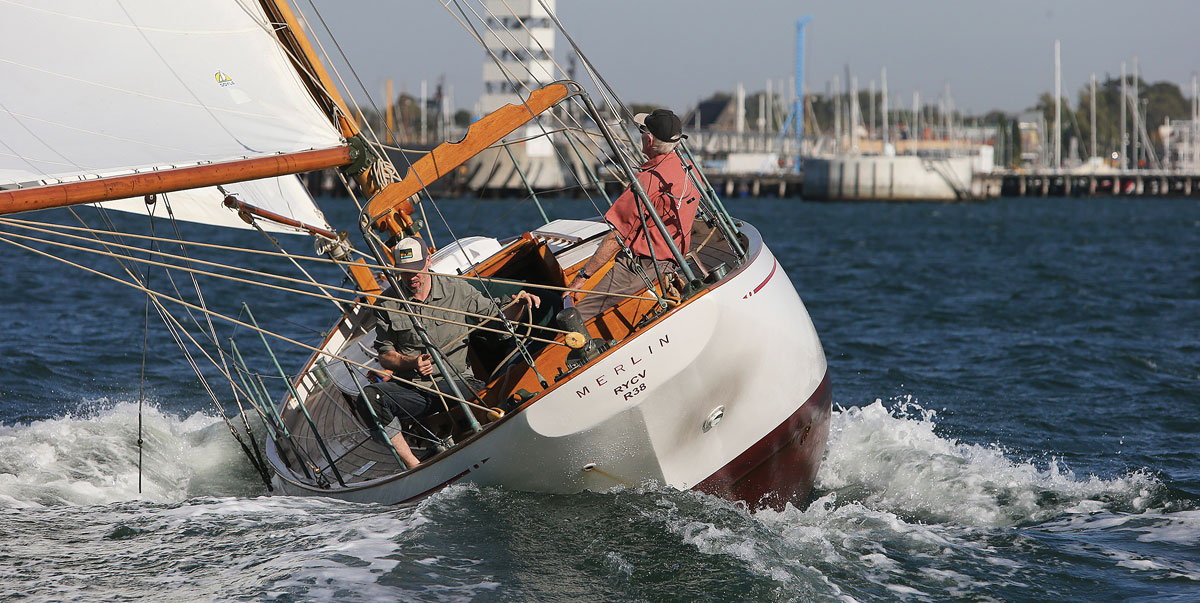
[0,216,372,263]
[297,0,451,243]
[492,0,640,178]
[137,234,149,495]
[534,0,640,137]
[59,207,155,495]
[4,214,662,314]
[237,207,348,314]
[444,0,614,215]
[0,216,660,310]
[440,0,657,303]
[487,0,705,293]
[373,125,608,153]
[437,0,657,321]
[441,1,662,299]
[148,282,279,487]
[0,225,579,346]
[59,204,275,489]
[493,0,644,169]
[159,195,274,487]
[0,232,486,409]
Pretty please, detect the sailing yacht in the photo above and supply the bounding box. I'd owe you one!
[0,0,830,510]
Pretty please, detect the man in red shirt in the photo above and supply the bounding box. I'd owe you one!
[568,109,699,320]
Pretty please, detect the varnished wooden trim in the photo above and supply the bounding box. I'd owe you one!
[365,83,573,225]
[0,147,352,216]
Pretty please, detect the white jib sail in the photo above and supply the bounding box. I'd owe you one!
[0,0,344,230]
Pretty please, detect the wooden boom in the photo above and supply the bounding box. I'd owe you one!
[0,147,352,217]
[364,82,576,236]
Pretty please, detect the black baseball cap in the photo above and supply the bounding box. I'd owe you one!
[634,109,684,142]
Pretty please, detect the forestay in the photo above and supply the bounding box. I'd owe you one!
[0,0,342,229]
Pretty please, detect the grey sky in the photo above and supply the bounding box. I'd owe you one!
[310,0,1199,117]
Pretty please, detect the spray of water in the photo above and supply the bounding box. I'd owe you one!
[815,398,1159,526]
[616,398,1182,597]
[0,401,264,507]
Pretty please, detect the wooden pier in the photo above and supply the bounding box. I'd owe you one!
[978,171,1200,198]
[698,173,804,198]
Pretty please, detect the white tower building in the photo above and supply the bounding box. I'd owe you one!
[469,0,563,192]
[477,0,556,114]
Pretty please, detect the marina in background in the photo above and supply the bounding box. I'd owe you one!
[2,2,1197,600]
[303,18,1200,201]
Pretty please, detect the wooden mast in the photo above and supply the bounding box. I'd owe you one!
[257,0,397,295]
[258,1,576,238]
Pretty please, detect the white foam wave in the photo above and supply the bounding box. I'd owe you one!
[0,401,263,507]
[629,484,1028,599]
[655,485,1194,599]
[816,399,1158,526]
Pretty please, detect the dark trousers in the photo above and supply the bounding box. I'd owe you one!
[359,376,484,428]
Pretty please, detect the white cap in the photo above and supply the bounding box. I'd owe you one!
[391,237,426,270]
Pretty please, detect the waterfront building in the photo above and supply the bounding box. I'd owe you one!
[467,0,564,193]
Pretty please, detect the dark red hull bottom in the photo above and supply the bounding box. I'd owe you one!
[693,372,833,511]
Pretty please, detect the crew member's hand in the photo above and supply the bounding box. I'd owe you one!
[369,368,393,382]
[566,275,587,300]
[415,353,435,376]
[514,291,541,308]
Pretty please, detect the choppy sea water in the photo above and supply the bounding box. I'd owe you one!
[0,196,1196,601]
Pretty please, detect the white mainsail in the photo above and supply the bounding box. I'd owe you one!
[0,0,343,230]
[99,176,330,233]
